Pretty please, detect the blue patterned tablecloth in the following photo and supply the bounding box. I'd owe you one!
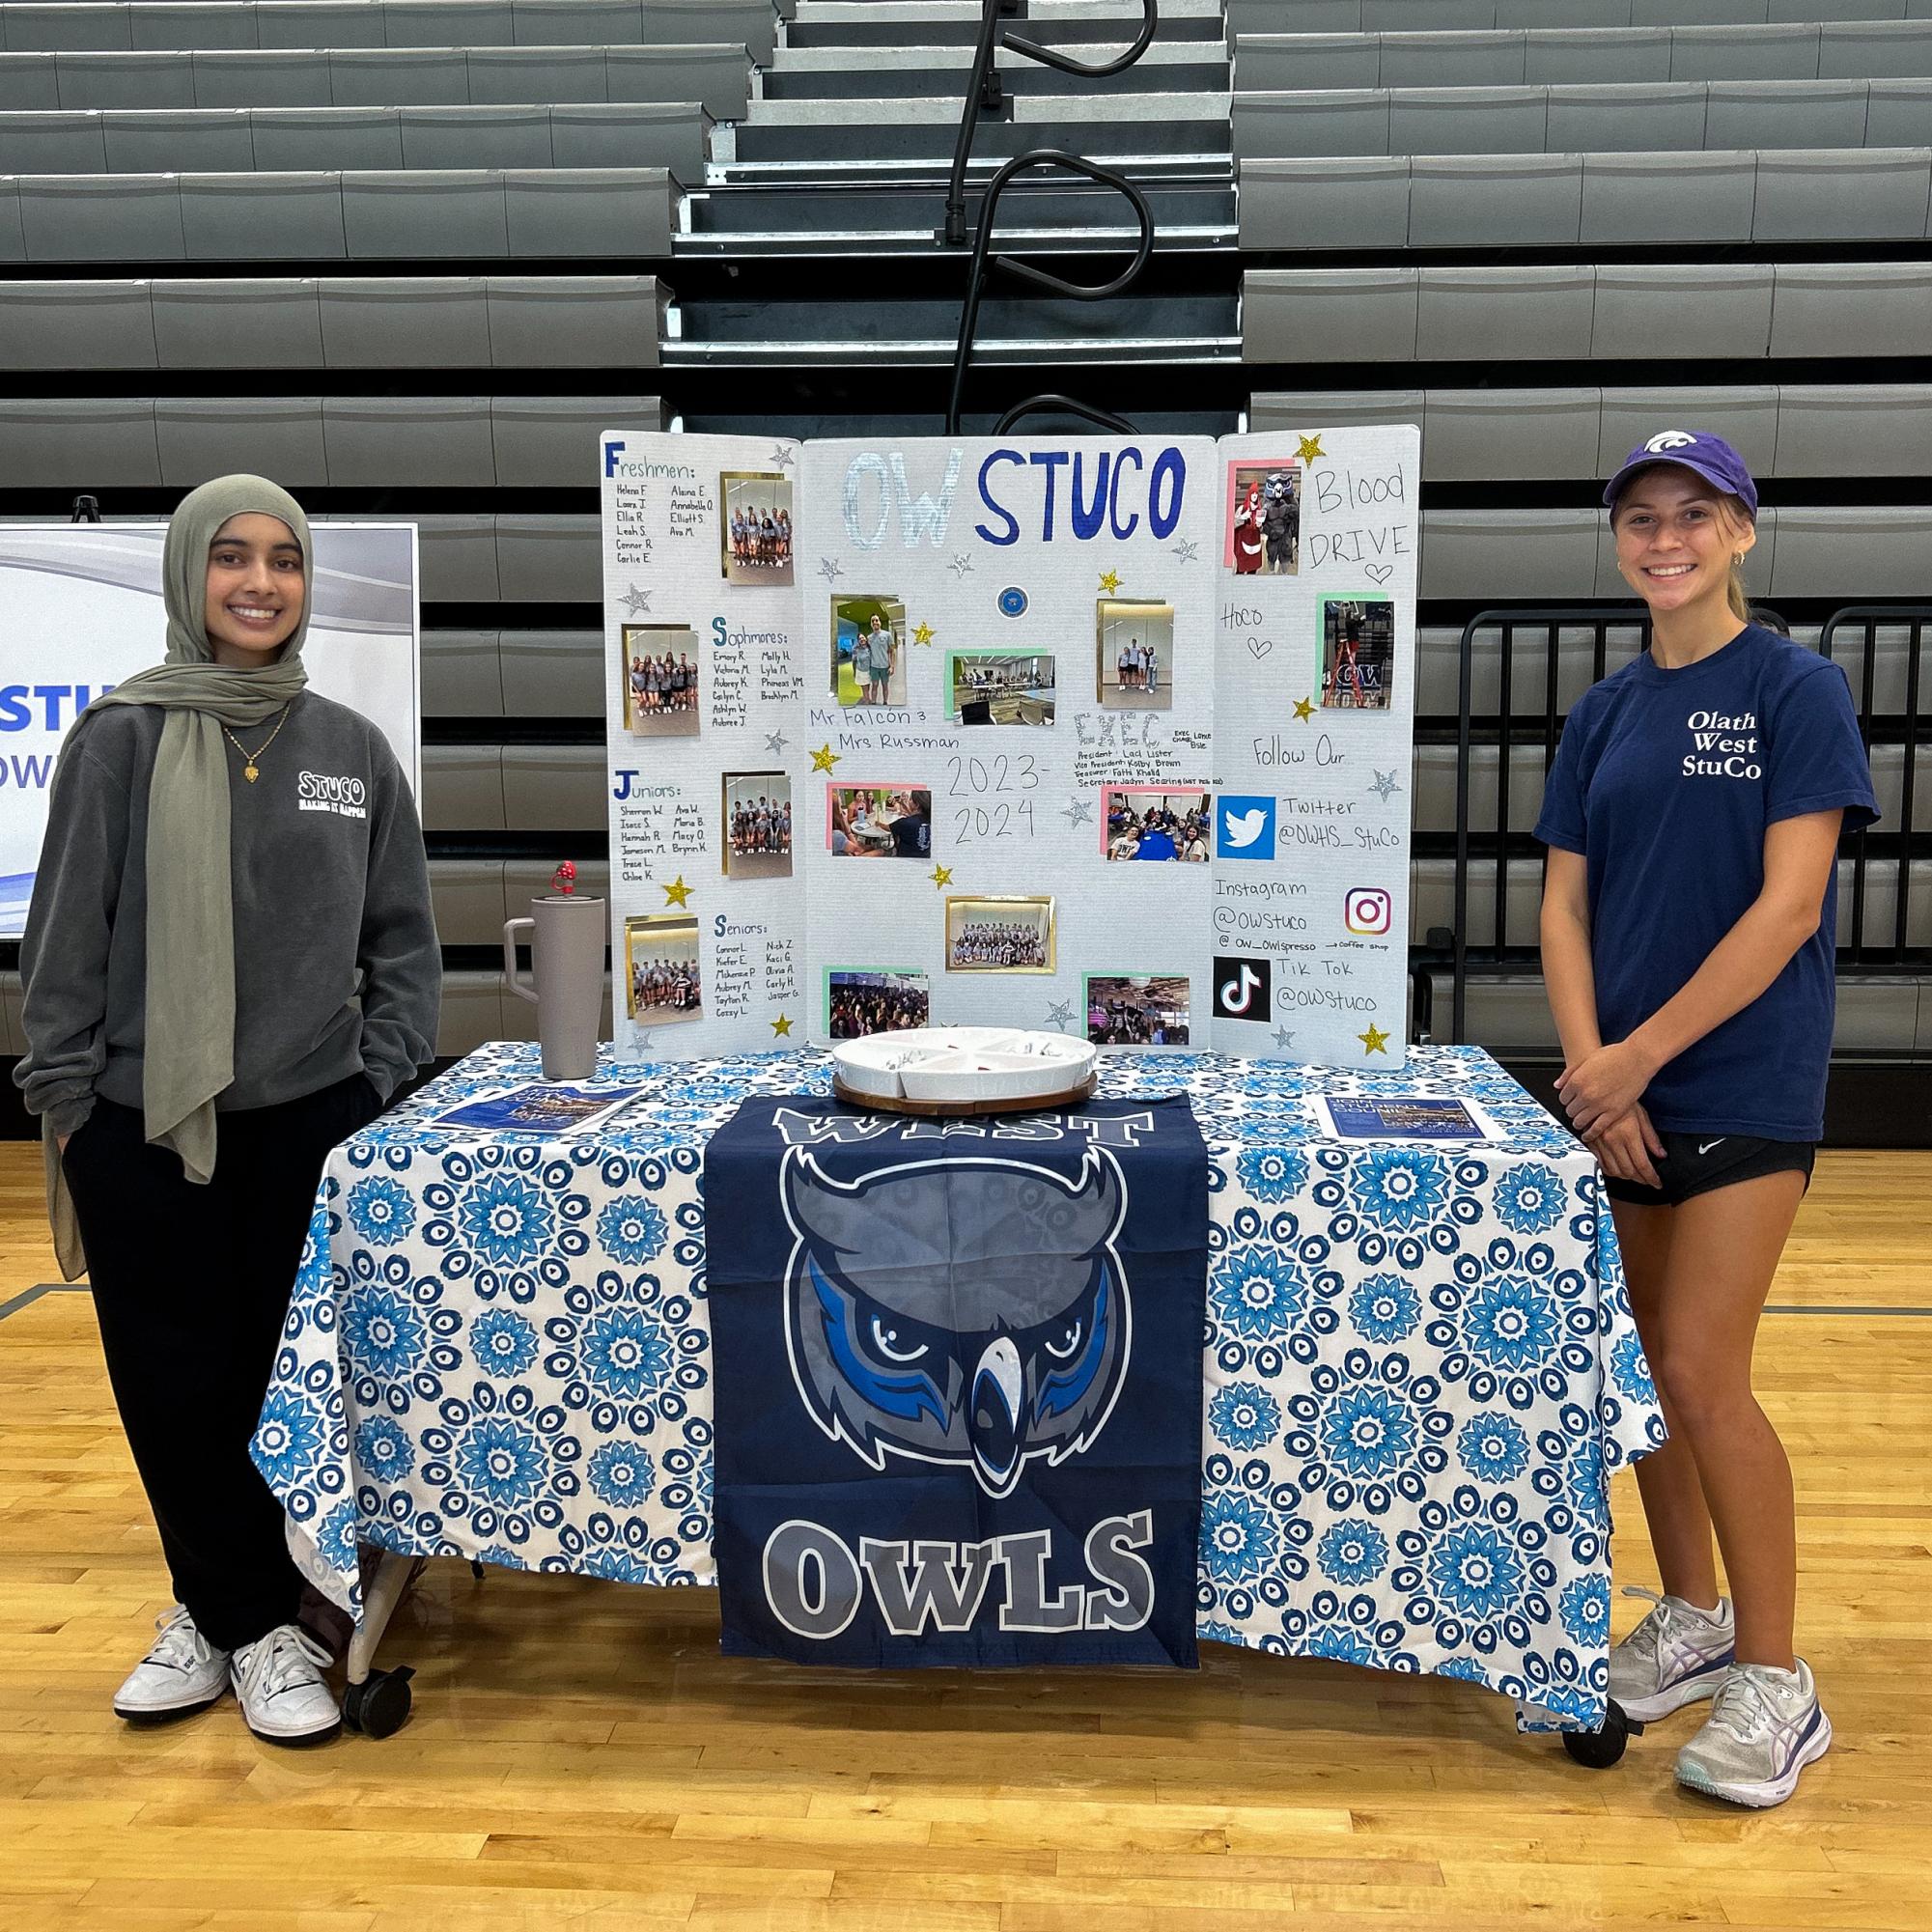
[260,1043,1663,1731]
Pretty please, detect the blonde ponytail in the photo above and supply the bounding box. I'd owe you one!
[1726,555,1750,623]
[1719,495,1753,622]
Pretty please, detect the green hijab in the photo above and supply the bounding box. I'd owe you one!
[45,475,314,1280]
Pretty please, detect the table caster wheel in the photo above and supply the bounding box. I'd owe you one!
[1562,1696,1642,1769]
[342,1665,415,1739]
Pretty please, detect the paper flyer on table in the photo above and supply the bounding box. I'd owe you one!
[1320,1096,1503,1143]
[599,425,1419,1070]
[431,1084,650,1134]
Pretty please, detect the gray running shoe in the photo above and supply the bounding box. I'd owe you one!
[1676,1658,1832,1807]
[1608,1585,1735,1722]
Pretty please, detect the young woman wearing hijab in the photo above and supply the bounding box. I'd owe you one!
[1535,434,1877,1808]
[14,477,440,1745]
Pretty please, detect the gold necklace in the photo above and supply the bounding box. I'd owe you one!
[222,705,292,784]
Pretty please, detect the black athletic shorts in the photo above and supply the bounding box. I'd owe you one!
[1600,1131,1816,1208]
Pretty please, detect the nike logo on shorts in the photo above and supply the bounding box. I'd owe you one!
[1698,1139,1725,1156]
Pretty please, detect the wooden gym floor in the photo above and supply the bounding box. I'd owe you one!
[1,1142,1927,1932]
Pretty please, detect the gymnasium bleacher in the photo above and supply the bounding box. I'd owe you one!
[0,0,1924,1136]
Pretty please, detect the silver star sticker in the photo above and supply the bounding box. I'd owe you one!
[1271,1024,1297,1051]
[1171,538,1200,564]
[1060,796,1095,827]
[620,584,651,617]
[949,553,975,579]
[632,1027,656,1051]
[1370,769,1403,802]
[1046,1000,1076,1031]
[769,444,795,469]
[765,730,789,756]
[818,557,844,584]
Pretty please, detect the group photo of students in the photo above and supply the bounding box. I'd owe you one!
[629,950,702,1021]
[947,910,1051,971]
[623,626,702,739]
[828,786,930,859]
[720,471,794,587]
[826,972,930,1039]
[1104,790,1211,862]
[1085,976,1190,1047]
[1095,599,1176,712]
[724,776,794,880]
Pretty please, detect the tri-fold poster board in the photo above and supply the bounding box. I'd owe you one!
[600,426,1419,1069]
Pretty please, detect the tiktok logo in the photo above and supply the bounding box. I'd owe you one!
[1212,955,1274,1022]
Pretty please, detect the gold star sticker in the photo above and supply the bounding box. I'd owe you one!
[811,742,839,773]
[1358,1023,1390,1055]
[930,864,952,888]
[770,1014,793,1038]
[1098,570,1121,595]
[660,876,691,910]
[1293,695,1315,721]
[911,621,936,647]
[1297,434,1325,463]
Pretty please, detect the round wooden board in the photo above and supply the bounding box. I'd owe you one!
[831,1071,1099,1119]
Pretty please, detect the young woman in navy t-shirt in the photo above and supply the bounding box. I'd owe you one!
[1535,433,1877,1808]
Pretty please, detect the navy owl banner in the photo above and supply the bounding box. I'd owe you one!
[703,1096,1209,1669]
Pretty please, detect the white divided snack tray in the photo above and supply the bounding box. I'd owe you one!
[833,1027,1098,1104]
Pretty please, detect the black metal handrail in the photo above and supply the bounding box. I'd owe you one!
[945,148,1154,435]
[942,0,1160,245]
[1818,605,1930,967]
[994,393,1136,435]
[1004,0,1159,79]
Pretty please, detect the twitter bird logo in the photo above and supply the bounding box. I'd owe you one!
[1217,795,1275,861]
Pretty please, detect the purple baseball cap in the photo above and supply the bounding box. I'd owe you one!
[1603,430,1758,518]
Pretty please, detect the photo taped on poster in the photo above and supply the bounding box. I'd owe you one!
[1226,460,1302,576]
[622,624,701,738]
[826,967,931,1039]
[1084,973,1191,1049]
[1320,593,1396,711]
[830,593,908,708]
[827,785,933,860]
[1095,598,1174,711]
[624,913,702,1024]
[1101,787,1212,862]
[722,770,793,880]
[948,651,1055,727]
[945,894,1055,973]
[720,471,794,586]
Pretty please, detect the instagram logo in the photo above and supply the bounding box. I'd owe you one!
[1345,887,1392,936]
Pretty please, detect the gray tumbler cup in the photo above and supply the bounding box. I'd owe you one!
[503,892,607,1081]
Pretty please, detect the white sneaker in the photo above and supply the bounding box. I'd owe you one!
[230,1624,341,1744]
[1608,1585,1735,1722]
[113,1605,230,1722]
[1676,1658,1833,1808]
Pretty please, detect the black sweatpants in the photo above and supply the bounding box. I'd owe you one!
[60,1072,383,1653]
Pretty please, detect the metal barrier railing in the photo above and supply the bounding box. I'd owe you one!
[942,0,1160,435]
[1450,603,1929,1042]
[1819,605,1931,970]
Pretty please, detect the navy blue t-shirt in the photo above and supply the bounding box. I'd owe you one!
[1534,626,1878,1140]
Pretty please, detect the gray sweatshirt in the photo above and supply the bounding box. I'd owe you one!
[14,690,441,1138]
